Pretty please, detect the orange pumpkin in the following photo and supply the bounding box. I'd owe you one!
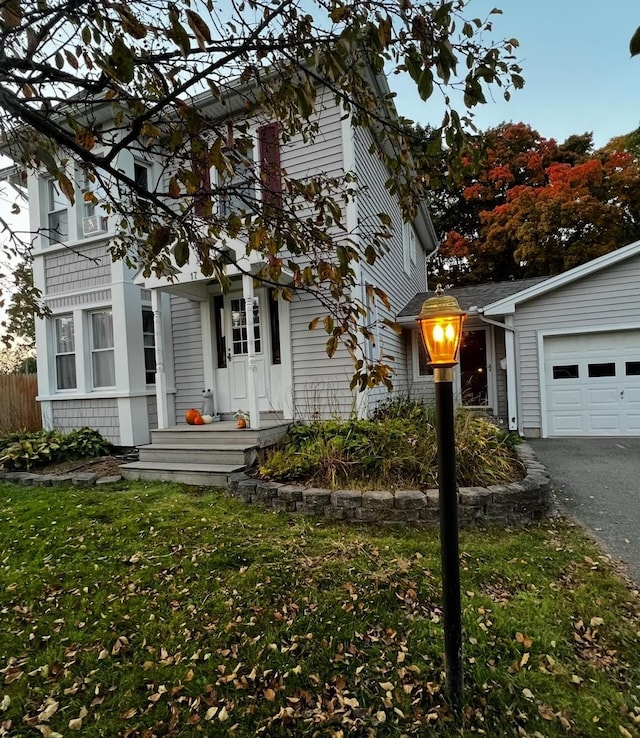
[236,417,247,429]
[185,408,201,425]
[193,415,205,425]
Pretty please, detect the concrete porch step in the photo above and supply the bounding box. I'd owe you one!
[120,461,243,487]
[150,421,290,448]
[138,443,257,466]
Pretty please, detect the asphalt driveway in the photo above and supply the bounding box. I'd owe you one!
[528,437,640,587]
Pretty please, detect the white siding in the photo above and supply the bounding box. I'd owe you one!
[171,296,205,421]
[513,254,640,435]
[289,294,356,419]
[51,398,120,444]
[44,244,111,294]
[282,91,344,181]
[353,125,428,410]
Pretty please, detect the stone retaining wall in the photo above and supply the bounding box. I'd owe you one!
[0,444,550,527]
[226,443,551,527]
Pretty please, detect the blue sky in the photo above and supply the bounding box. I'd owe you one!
[392,0,640,148]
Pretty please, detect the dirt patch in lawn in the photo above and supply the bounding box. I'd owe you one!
[31,449,138,478]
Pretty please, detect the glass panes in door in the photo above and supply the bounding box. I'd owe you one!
[230,298,261,355]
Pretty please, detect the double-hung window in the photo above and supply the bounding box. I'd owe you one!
[90,310,115,387]
[402,223,416,275]
[47,180,69,245]
[217,124,281,218]
[81,170,107,237]
[54,315,76,389]
[142,308,156,384]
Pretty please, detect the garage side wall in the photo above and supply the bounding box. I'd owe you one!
[512,255,640,436]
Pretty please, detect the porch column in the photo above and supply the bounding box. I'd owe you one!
[152,289,169,429]
[243,273,261,430]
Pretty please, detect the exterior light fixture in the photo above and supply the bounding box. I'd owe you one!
[416,284,466,716]
[417,285,466,368]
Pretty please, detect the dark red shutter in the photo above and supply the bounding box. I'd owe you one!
[258,123,282,209]
[191,138,211,217]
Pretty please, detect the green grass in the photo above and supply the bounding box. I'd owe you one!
[0,481,639,737]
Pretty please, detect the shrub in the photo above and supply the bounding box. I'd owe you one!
[259,406,524,490]
[0,427,111,471]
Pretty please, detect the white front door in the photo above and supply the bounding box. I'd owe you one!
[544,330,640,436]
[214,289,288,416]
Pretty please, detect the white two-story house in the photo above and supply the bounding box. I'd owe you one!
[24,76,438,447]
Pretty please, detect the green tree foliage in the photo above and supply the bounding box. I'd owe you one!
[0,0,523,387]
[425,122,640,284]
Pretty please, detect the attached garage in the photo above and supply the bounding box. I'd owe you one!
[543,330,640,436]
[400,240,640,439]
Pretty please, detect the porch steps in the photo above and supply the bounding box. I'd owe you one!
[120,461,243,487]
[120,420,290,487]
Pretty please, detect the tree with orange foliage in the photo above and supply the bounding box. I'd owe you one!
[426,123,640,285]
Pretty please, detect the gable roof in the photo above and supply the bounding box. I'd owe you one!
[397,277,548,322]
[483,239,640,315]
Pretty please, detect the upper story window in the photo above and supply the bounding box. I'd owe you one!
[403,223,416,275]
[208,124,281,218]
[219,144,256,218]
[54,315,76,390]
[134,161,149,190]
[46,179,69,246]
[80,169,108,238]
[90,310,115,388]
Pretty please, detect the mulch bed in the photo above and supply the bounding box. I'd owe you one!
[27,449,138,478]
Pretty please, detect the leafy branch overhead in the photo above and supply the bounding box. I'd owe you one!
[0,0,523,386]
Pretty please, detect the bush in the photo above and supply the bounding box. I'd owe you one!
[259,404,523,490]
[0,427,111,471]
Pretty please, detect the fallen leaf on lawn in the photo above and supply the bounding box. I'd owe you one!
[538,704,555,720]
[619,727,633,738]
[375,711,386,723]
[571,674,583,684]
[4,669,23,685]
[38,700,59,721]
[68,707,87,731]
[0,696,9,711]
[264,688,276,701]
[218,705,229,721]
[590,617,604,627]
[204,706,218,720]
[36,727,63,738]
[520,653,530,667]
[522,688,534,700]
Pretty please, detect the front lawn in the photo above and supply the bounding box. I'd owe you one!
[0,481,639,737]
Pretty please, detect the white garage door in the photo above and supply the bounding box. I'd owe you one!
[544,330,640,436]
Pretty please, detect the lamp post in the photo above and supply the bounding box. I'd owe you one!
[416,285,466,714]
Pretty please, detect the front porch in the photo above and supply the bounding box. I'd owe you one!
[120,419,290,486]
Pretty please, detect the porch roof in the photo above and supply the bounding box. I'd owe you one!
[397,277,549,323]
